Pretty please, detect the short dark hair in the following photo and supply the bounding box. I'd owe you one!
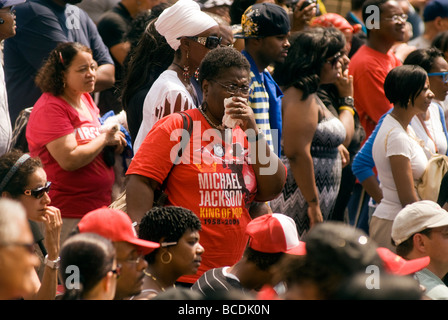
[60,233,116,300]
[35,42,92,96]
[432,30,448,54]
[273,27,345,100]
[198,46,250,85]
[0,149,43,198]
[395,228,433,258]
[384,65,428,108]
[138,206,201,263]
[244,246,284,271]
[403,47,444,73]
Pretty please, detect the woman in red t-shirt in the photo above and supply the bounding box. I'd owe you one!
[26,42,127,243]
[126,47,286,284]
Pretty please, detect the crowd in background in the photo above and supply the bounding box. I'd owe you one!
[2,0,448,301]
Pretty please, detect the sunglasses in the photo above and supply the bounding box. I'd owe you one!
[326,52,343,67]
[210,79,250,95]
[185,36,222,50]
[383,14,408,23]
[23,181,51,199]
[428,72,448,84]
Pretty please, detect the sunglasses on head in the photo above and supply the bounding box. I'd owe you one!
[184,36,222,50]
[428,72,448,84]
[23,181,51,199]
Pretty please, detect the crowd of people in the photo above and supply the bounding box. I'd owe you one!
[2,0,448,302]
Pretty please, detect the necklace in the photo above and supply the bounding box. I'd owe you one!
[143,270,175,292]
[172,62,184,71]
[198,105,224,130]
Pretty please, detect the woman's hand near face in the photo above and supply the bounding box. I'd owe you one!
[42,206,62,260]
[224,97,258,132]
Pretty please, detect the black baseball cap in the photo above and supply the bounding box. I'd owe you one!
[234,3,290,38]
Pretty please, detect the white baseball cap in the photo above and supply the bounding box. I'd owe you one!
[392,200,448,246]
[245,213,306,255]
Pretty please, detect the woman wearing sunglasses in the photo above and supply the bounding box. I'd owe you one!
[270,27,347,238]
[0,149,62,300]
[59,232,119,300]
[132,0,221,153]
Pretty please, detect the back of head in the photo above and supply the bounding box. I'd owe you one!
[60,233,116,300]
[423,0,448,23]
[335,272,424,300]
[305,221,382,277]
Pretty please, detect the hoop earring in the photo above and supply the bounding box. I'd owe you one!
[161,251,172,264]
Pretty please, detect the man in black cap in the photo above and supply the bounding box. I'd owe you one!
[409,0,448,49]
[235,3,290,157]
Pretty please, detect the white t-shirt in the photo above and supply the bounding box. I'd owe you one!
[133,70,196,153]
[0,64,11,156]
[410,102,448,158]
[372,114,428,220]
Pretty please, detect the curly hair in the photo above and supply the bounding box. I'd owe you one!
[35,42,92,96]
[273,27,345,100]
[138,206,201,263]
[0,149,43,198]
[60,233,116,300]
[198,46,250,85]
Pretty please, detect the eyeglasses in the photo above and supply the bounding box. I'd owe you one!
[111,264,122,279]
[23,181,51,199]
[118,254,144,265]
[325,52,343,67]
[383,14,408,23]
[185,36,222,50]
[0,242,35,254]
[428,72,448,83]
[210,79,250,95]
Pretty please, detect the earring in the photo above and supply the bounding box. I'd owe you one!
[183,50,190,83]
[194,68,199,81]
[161,251,172,264]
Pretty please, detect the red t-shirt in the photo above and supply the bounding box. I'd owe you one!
[126,109,258,283]
[26,92,114,219]
[349,45,402,140]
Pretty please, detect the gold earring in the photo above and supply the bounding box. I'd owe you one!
[161,251,172,264]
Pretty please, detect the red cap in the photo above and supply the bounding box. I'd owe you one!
[78,207,160,255]
[377,247,430,275]
[245,213,306,255]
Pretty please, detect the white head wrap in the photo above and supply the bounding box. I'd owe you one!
[155,0,219,51]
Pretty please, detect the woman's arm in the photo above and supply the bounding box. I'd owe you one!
[389,154,419,206]
[283,90,323,227]
[126,174,160,224]
[46,129,125,171]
